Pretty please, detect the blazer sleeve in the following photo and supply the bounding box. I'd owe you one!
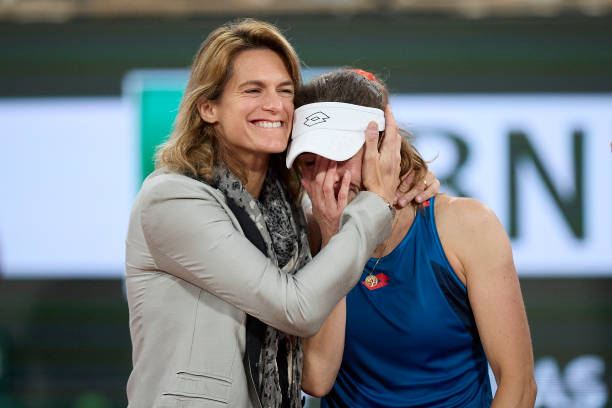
[139,174,392,337]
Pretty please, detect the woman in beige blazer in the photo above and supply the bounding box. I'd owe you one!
[125,19,437,408]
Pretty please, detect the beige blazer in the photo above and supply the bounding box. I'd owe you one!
[125,169,392,407]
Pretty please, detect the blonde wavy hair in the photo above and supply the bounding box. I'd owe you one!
[294,69,428,192]
[156,18,302,190]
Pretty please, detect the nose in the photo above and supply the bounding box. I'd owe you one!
[262,91,283,112]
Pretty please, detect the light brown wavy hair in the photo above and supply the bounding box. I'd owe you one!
[156,18,302,193]
[293,68,428,193]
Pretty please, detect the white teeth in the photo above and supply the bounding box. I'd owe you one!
[254,121,282,128]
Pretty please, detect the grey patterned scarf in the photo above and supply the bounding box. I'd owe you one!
[213,165,311,408]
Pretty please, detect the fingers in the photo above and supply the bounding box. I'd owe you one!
[363,121,379,163]
[302,158,347,246]
[381,105,400,153]
[337,170,351,210]
[361,121,380,190]
[305,156,328,206]
[415,170,439,203]
[382,106,401,181]
[395,172,420,208]
[308,156,323,204]
[416,177,440,203]
[322,160,337,208]
[424,170,436,186]
[313,155,327,187]
[394,173,412,207]
[393,169,441,206]
[395,172,414,200]
[384,104,397,130]
[305,156,345,211]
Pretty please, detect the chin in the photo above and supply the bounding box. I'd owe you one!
[274,142,290,152]
[261,144,288,155]
[266,140,290,153]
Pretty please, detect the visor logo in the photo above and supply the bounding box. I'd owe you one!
[304,112,330,127]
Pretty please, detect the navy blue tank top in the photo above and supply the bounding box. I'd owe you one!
[322,197,492,408]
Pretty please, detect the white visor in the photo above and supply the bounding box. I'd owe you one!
[286,102,385,168]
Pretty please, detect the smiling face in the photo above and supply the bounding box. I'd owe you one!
[199,48,295,167]
[298,148,365,204]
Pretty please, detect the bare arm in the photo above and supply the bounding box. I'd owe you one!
[302,297,346,397]
[438,197,537,407]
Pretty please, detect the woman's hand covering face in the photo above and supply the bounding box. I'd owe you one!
[301,156,351,247]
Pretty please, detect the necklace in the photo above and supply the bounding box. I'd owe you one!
[364,255,384,287]
[364,220,393,288]
[364,204,416,288]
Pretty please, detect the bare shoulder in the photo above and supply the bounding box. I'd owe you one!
[434,195,512,278]
[434,194,500,235]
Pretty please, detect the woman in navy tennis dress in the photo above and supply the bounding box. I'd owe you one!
[288,69,537,407]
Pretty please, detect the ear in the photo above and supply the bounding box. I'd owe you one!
[197,98,218,124]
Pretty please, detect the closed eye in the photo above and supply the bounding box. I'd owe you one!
[298,154,317,170]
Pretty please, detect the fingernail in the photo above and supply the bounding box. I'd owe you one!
[416,195,423,203]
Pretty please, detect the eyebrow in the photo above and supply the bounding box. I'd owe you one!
[238,80,294,88]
